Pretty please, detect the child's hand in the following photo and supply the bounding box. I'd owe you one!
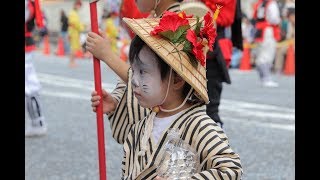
[154,176,167,180]
[86,30,112,62]
[91,89,117,114]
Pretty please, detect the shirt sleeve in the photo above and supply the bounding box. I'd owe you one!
[110,78,127,103]
[107,70,150,144]
[191,119,243,179]
[107,80,131,144]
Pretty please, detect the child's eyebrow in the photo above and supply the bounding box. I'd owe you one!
[138,61,153,69]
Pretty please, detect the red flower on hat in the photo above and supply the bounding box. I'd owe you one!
[150,11,217,68]
[150,11,190,36]
[200,12,216,51]
[186,29,206,66]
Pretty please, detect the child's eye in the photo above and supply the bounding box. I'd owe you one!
[140,70,145,74]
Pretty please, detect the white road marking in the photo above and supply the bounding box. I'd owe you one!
[38,73,295,130]
[223,116,295,131]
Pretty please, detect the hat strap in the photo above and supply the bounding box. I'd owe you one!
[160,87,193,112]
[159,68,173,105]
[159,68,194,113]
[151,0,161,17]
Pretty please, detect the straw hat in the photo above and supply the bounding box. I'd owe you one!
[123,15,212,104]
[180,0,213,17]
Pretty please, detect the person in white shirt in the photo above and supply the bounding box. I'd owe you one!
[252,0,281,87]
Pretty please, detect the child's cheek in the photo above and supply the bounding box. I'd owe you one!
[142,75,163,101]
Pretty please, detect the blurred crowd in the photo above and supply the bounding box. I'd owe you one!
[31,0,295,75]
[232,0,295,75]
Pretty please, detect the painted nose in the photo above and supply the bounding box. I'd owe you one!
[131,74,140,88]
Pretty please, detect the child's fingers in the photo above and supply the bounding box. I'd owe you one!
[91,96,101,102]
[91,101,100,107]
[87,31,99,38]
[91,91,97,96]
[99,29,106,38]
[92,107,96,112]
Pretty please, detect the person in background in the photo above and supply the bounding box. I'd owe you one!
[60,9,70,55]
[68,0,85,67]
[273,7,294,74]
[252,0,281,87]
[25,0,47,137]
[200,0,243,127]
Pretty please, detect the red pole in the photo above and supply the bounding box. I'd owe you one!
[89,1,107,180]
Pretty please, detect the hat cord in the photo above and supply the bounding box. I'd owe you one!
[159,68,193,112]
[151,0,161,17]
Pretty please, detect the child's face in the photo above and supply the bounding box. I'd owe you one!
[135,0,155,13]
[131,46,168,108]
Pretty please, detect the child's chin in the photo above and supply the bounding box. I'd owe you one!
[137,101,153,109]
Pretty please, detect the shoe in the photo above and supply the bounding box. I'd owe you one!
[25,125,47,137]
[262,80,279,87]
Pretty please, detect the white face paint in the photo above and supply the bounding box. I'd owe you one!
[131,46,168,108]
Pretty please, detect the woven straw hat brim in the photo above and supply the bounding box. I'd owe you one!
[123,17,209,104]
[180,1,213,17]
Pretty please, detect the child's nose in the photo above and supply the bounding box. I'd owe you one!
[131,76,140,88]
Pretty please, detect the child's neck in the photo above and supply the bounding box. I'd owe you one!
[155,0,178,17]
[156,101,192,118]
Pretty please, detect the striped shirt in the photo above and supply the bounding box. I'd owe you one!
[109,69,243,179]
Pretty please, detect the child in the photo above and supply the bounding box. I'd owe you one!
[90,11,242,179]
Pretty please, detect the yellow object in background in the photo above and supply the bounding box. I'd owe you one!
[68,9,84,52]
[105,17,119,53]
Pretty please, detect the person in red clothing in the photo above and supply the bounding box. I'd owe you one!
[119,0,149,39]
[200,0,243,127]
[25,0,47,137]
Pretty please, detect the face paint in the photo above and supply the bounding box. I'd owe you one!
[131,46,168,108]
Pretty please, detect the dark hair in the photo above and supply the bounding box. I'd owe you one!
[129,36,192,97]
[129,36,169,80]
[177,0,184,2]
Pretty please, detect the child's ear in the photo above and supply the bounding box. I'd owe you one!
[172,73,185,90]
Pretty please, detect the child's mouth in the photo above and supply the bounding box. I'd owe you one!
[133,91,142,98]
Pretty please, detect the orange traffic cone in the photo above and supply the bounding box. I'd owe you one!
[239,43,251,71]
[55,37,65,56]
[283,44,295,75]
[43,35,50,55]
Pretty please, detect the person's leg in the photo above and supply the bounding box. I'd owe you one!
[25,52,47,137]
[69,34,79,67]
[274,46,287,74]
[206,76,224,127]
[25,93,47,137]
[255,27,278,87]
[61,31,70,55]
